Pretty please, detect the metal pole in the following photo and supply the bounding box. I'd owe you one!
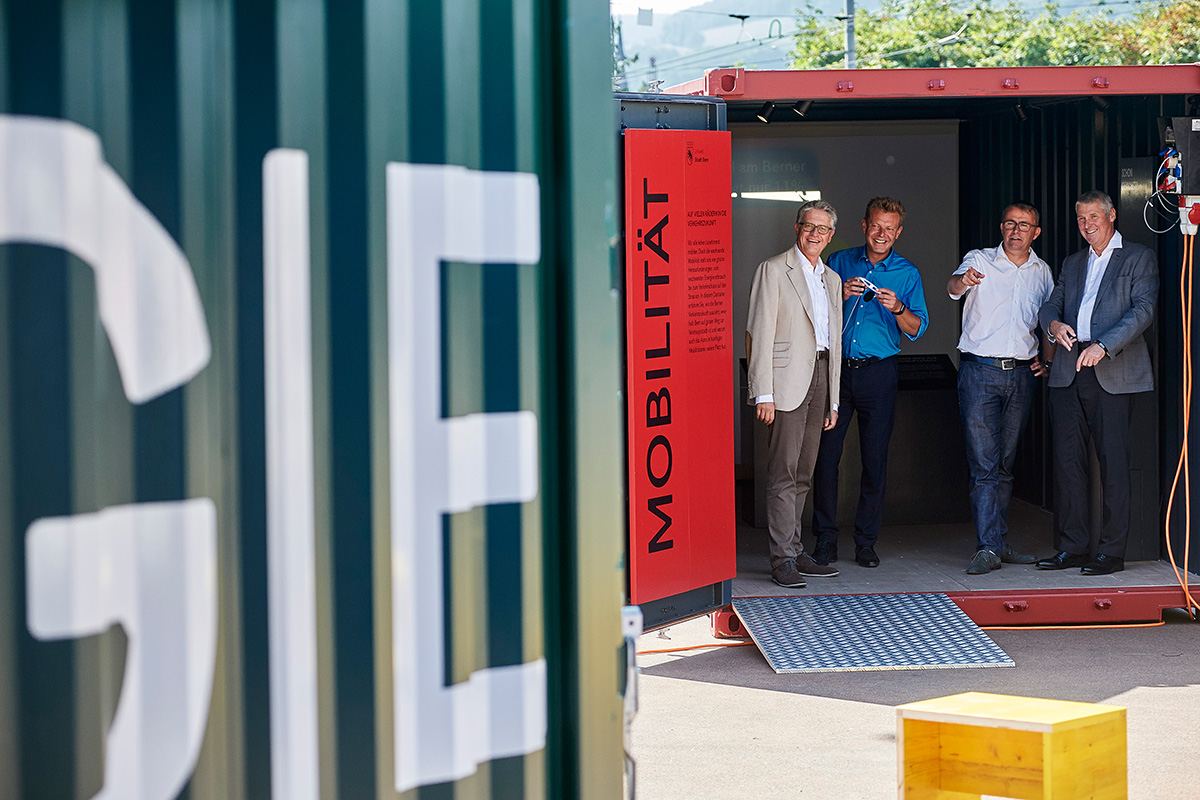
[844,0,857,69]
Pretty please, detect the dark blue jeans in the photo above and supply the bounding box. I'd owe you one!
[813,356,898,549]
[957,360,1036,553]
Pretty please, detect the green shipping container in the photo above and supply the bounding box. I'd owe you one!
[0,1,625,798]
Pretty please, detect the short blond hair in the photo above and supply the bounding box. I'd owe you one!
[864,196,905,225]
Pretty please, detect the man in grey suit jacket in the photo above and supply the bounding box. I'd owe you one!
[1037,190,1158,575]
[746,200,843,588]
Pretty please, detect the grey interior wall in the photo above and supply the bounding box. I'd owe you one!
[729,119,962,466]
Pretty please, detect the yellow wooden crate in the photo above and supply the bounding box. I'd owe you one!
[896,692,1127,799]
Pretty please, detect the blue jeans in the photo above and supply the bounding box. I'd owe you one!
[957,360,1036,553]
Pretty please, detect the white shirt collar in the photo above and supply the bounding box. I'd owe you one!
[992,244,1044,268]
[1091,230,1123,259]
[794,244,825,274]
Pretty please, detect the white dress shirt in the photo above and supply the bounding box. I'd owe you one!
[951,244,1053,359]
[797,246,832,352]
[755,246,833,406]
[1076,230,1123,342]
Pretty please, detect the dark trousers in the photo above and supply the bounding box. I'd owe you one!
[957,360,1037,553]
[812,356,898,549]
[1049,366,1133,558]
[765,364,829,568]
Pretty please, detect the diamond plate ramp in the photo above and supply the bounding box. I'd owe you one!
[732,593,1014,674]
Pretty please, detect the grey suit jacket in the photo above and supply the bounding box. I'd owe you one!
[1038,238,1158,394]
[746,247,842,414]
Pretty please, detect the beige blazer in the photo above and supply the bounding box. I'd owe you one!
[746,247,842,415]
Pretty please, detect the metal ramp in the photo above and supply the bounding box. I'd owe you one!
[732,593,1015,674]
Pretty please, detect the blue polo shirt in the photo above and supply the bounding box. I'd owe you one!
[827,246,929,359]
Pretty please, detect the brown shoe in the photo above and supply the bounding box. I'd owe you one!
[771,559,807,588]
[795,552,839,577]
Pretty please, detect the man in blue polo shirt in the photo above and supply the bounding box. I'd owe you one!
[811,197,929,567]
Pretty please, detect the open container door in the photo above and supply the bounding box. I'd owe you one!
[667,66,1200,625]
[618,95,738,630]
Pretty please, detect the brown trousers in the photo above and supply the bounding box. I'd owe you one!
[765,364,828,568]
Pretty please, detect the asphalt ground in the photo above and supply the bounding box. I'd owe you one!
[630,608,1200,799]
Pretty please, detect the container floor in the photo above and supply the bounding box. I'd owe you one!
[732,498,1193,598]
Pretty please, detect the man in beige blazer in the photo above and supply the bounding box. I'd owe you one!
[746,200,843,588]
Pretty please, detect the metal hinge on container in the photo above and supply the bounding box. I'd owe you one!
[621,605,644,799]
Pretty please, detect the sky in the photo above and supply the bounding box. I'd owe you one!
[610,1,710,13]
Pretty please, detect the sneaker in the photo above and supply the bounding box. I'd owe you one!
[813,541,838,565]
[999,544,1037,564]
[771,559,807,588]
[966,549,1001,574]
[855,546,880,568]
[795,552,839,577]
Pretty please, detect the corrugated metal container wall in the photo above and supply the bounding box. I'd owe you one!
[960,93,1190,535]
[0,1,625,799]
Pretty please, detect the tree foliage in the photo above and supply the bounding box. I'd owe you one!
[790,0,1200,68]
[612,18,639,89]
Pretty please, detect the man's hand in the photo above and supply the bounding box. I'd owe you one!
[948,266,984,295]
[876,287,903,314]
[960,266,984,287]
[823,410,838,430]
[756,401,776,425]
[843,276,866,301]
[1049,319,1077,350]
[1076,342,1106,371]
[1030,359,1049,378]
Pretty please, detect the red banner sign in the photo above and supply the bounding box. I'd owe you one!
[625,129,735,604]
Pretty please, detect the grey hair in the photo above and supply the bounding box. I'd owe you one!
[796,199,837,230]
[1003,202,1040,226]
[1076,190,1113,215]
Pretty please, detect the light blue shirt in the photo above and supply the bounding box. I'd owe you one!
[828,246,929,359]
[1076,230,1123,342]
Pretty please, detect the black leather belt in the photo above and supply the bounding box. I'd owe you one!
[845,356,878,368]
[960,352,1035,370]
[816,350,829,361]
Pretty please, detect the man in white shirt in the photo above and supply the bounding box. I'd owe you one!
[1036,190,1158,575]
[947,203,1053,574]
[746,201,843,588]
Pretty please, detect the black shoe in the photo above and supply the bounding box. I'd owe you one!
[813,541,838,565]
[999,545,1038,565]
[966,549,1001,574]
[855,546,880,568]
[1081,554,1125,575]
[1035,551,1088,570]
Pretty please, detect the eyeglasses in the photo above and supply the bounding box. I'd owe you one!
[1001,220,1036,231]
[799,222,834,235]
